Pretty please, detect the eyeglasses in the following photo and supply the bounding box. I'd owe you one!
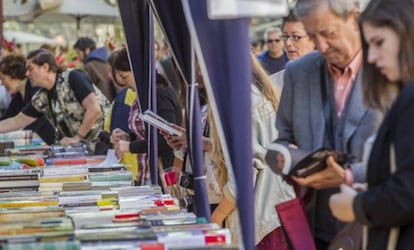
[267,39,281,44]
[280,35,307,42]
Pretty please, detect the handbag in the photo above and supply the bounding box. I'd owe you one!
[328,221,362,250]
[276,197,316,250]
[329,144,400,250]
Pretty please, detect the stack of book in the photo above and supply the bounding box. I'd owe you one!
[38,165,90,193]
[88,163,133,189]
[0,168,41,192]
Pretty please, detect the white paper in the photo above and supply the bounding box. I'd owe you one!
[207,0,289,19]
[92,149,120,167]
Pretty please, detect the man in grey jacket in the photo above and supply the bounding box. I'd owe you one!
[267,0,383,248]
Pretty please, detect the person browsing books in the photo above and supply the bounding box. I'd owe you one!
[329,0,414,248]
[266,0,383,248]
[0,49,110,152]
[0,54,55,145]
[109,48,182,185]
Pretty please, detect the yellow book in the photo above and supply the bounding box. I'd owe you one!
[97,199,118,207]
[0,200,59,208]
[39,175,88,183]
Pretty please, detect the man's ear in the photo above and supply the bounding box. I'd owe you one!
[85,48,91,56]
[41,63,50,72]
[352,7,361,20]
[351,8,361,30]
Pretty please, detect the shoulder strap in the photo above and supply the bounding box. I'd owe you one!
[387,144,399,250]
[362,144,399,250]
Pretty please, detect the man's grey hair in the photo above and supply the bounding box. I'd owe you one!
[263,27,282,41]
[294,0,359,19]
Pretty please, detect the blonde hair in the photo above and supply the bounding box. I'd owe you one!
[209,107,228,190]
[210,53,281,189]
[251,53,280,112]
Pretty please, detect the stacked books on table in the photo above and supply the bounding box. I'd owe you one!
[0,145,237,249]
[38,165,90,193]
[0,191,81,249]
[0,155,46,192]
[88,163,133,189]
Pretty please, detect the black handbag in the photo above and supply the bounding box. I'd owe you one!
[328,221,362,250]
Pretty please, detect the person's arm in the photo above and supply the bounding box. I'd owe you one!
[0,112,36,133]
[60,71,103,144]
[77,92,102,138]
[211,196,236,227]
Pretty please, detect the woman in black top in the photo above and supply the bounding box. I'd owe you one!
[0,54,55,144]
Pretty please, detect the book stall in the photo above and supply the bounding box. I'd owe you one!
[0,131,237,250]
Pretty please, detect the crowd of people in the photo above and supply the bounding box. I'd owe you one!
[1,0,414,248]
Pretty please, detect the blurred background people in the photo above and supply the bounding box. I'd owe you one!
[74,37,116,102]
[270,9,316,97]
[258,27,289,74]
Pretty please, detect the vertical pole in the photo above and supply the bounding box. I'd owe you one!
[0,0,3,53]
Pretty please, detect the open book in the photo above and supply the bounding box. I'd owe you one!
[138,110,183,136]
[266,143,351,178]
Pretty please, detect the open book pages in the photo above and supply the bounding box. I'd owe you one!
[266,143,293,175]
[139,110,183,136]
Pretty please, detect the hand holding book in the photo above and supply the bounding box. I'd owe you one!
[289,156,348,189]
[139,110,183,136]
[266,143,353,189]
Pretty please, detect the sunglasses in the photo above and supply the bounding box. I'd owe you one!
[267,39,281,44]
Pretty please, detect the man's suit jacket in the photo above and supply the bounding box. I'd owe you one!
[275,51,383,242]
[276,51,383,179]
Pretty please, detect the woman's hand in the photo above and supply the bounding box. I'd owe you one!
[114,140,130,158]
[110,128,130,144]
[161,125,187,150]
[329,184,357,222]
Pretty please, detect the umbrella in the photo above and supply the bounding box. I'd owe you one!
[3,30,57,44]
[3,0,37,22]
[35,0,120,31]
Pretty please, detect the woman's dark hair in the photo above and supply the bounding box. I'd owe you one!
[360,0,414,111]
[111,48,171,89]
[282,9,300,30]
[112,48,131,72]
[27,49,66,73]
[108,49,122,86]
[0,54,27,80]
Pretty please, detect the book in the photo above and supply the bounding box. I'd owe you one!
[266,143,351,178]
[139,110,183,136]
